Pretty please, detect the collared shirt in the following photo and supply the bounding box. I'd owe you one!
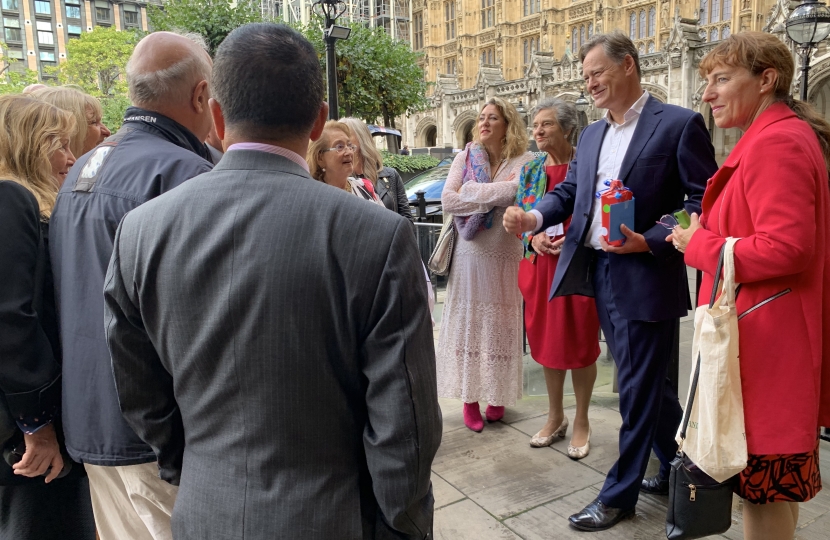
[529,90,650,247]
[584,90,649,249]
[226,142,309,172]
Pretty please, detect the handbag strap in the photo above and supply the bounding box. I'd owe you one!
[679,238,737,443]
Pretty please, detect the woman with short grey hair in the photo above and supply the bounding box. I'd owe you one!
[515,97,601,459]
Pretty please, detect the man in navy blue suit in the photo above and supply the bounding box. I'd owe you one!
[504,33,717,532]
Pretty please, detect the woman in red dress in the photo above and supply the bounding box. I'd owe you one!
[516,99,601,459]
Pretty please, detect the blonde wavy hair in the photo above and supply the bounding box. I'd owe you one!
[306,120,352,182]
[31,86,103,159]
[0,95,75,218]
[473,96,528,160]
[340,117,383,184]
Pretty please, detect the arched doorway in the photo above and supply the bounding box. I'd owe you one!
[461,122,476,148]
[424,125,437,147]
[699,102,742,165]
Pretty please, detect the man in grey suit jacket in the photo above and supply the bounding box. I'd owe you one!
[103,23,441,540]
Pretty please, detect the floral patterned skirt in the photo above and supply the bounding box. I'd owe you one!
[735,439,822,504]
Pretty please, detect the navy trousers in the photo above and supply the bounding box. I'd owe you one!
[592,253,684,510]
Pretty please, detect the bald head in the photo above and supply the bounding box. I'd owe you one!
[22,83,48,95]
[127,31,212,110]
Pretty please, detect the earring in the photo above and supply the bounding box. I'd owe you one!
[322,167,326,172]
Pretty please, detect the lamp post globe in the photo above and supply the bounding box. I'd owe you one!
[313,0,349,119]
[786,0,830,100]
[574,90,590,113]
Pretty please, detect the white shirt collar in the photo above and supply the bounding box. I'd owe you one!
[603,90,650,127]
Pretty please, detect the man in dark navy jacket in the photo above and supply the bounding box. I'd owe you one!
[505,33,717,532]
[50,32,213,540]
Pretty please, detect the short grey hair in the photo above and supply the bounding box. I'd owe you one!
[126,33,212,108]
[579,32,641,79]
[530,97,579,145]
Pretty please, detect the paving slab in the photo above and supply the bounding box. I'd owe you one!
[504,484,671,539]
[434,499,522,540]
[509,404,623,477]
[432,473,465,510]
[432,421,606,520]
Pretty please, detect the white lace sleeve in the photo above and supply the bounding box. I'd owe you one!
[442,152,529,216]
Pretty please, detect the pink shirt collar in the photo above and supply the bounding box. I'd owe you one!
[226,142,309,172]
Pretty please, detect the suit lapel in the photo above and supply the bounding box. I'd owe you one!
[618,96,662,183]
[581,122,607,205]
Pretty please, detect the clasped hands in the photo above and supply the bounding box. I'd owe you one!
[12,423,64,483]
[503,207,650,254]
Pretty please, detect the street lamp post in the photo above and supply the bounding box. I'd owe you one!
[312,0,351,120]
[786,0,830,101]
[574,90,590,140]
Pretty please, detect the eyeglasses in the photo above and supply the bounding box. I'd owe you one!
[323,143,357,154]
[656,214,680,230]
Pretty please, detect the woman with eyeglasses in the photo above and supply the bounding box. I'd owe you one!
[341,117,414,222]
[515,98,600,458]
[307,121,383,205]
[31,86,111,158]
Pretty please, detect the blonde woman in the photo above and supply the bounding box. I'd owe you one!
[437,97,533,431]
[307,120,383,205]
[0,95,94,538]
[32,86,110,158]
[341,117,413,221]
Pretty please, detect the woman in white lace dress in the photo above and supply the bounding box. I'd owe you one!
[437,97,533,432]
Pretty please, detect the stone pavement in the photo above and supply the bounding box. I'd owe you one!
[430,277,830,539]
[431,394,830,540]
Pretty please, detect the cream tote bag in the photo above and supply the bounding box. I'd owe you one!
[677,237,747,483]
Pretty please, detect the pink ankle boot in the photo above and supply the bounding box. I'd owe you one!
[485,405,505,422]
[463,402,484,432]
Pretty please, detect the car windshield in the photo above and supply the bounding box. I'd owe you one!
[405,165,450,200]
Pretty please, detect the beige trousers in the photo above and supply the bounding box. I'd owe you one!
[85,462,178,540]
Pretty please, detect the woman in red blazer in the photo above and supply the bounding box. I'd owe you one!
[670,32,830,539]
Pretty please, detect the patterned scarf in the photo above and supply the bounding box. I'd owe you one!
[454,142,496,240]
[515,153,548,259]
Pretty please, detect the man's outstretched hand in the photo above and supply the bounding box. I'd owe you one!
[503,207,538,235]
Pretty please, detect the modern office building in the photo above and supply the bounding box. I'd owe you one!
[403,0,830,161]
[1,0,156,78]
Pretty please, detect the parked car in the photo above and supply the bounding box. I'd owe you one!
[405,162,451,222]
[405,152,545,222]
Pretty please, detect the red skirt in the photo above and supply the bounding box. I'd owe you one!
[518,243,600,370]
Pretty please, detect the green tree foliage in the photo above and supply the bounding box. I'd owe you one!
[50,27,141,97]
[148,0,262,56]
[298,20,429,130]
[380,151,439,173]
[101,94,132,131]
[0,41,40,94]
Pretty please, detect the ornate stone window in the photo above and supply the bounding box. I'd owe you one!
[480,47,495,64]
[481,0,495,29]
[524,37,539,64]
[629,13,636,39]
[445,1,455,40]
[413,12,423,50]
[523,0,539,16]
[648,7,656,37]
[639,10,646,39]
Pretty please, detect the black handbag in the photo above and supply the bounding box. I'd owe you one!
[666,244,737,540]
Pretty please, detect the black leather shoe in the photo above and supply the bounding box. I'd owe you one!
[641,474,669,495]
[567,498,635,532]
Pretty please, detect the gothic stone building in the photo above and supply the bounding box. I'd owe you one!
[402,0,830,162]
